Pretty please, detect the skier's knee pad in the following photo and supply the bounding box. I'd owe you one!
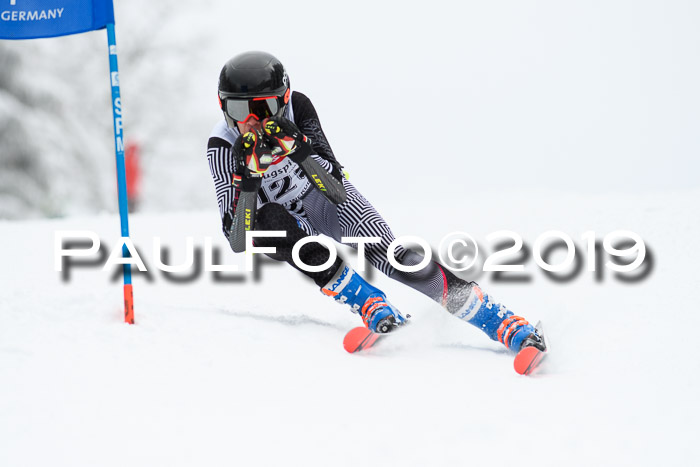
[255,203,299,233]
[254,203,341,284]
[301,188,342,241]
[253,202,305,253]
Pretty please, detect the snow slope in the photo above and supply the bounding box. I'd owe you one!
[1,188,698,467]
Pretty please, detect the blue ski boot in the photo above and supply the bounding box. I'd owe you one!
[454,283,545,352]
[322,263,407,333]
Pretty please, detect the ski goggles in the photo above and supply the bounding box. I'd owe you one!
[221,96,283,123]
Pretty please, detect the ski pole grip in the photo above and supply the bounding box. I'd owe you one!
[298,157,347,205]
[229,181,261,253]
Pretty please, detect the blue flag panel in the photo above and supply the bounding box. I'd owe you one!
[0,0,114,39]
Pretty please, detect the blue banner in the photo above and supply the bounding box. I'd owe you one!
[0,0,114,40]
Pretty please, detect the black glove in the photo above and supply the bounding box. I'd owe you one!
[232,130,274,181]
[262,117,313,164]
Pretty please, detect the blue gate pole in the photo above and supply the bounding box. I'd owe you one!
[106,22,134,324]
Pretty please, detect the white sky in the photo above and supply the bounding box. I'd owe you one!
[3,0,699,217]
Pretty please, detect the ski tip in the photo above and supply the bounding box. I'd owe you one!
[514,346,546,375]
[343,326,380,353]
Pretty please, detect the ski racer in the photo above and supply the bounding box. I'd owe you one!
[206,51,545,353]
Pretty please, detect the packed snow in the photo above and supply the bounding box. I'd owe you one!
[1,187,699,466]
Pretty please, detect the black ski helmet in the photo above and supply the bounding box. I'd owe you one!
[218,51,290,128]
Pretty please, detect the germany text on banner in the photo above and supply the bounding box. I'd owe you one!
[0,0,114,40]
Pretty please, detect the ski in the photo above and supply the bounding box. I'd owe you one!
[345,321,549,376]
[513,322,548,375]
[513,346,546,375]
[343,326,385,353]
[342,315,410,353]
